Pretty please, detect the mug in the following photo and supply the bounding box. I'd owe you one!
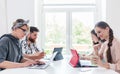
[90,55,99,65]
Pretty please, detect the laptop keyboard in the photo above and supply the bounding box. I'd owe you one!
[28,61,50,69]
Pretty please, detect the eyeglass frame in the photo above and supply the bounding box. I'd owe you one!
[19,27,28,35]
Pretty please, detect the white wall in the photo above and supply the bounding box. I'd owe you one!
[106,0,120,38]
[0,0,35,34]
[0,0,7,36]
[7,0,35,32]
[1,0,120,38]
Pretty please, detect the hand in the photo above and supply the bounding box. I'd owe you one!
[36,52,45,59]
[91,55,102,66]
[38,52,45,58]
[91,56,110,69]
[22,60,38,67]
[35,60,45,65]
[81,54,91,60]
[93,44,101,55]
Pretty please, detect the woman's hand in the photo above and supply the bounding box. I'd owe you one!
[81,54,91,60]
[21,60,38,67]
[34,59,45,65]
[91,55,102,65]
[93,44,101,55]
[91,55,110,69]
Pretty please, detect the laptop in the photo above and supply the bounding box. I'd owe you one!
[53,47,63,61]
[69,49,97,67]
[28,51,58,69]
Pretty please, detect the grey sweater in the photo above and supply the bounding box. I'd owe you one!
[0,34,23,70]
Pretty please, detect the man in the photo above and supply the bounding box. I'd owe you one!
[21,26,45,60]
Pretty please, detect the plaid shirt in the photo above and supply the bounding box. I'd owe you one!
[21,39,39,54]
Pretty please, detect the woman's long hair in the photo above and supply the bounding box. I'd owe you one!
[95,21,114,63]
[91,29,106,45]
[91,29,100,45]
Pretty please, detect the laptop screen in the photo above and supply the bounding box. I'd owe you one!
[69,49,80,67]
[69,49,97,67]
[53,47,63,61]
[50,51,58,62]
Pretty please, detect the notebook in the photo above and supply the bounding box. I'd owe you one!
[28,51,58,69]
[69,49,97,67]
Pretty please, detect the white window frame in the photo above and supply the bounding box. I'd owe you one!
[35,0,105,53]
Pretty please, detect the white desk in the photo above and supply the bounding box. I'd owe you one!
[0,56,119,74]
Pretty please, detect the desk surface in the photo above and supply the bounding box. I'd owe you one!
[0,56,119,74]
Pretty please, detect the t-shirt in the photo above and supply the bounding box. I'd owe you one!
[21,38,39,54]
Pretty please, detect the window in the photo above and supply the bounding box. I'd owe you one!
[44,0,95,4]
[35,0,105,55]
[45,12,66,54]
[72,12,94,54]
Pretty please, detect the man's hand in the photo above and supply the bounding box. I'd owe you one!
[36,52,45,59]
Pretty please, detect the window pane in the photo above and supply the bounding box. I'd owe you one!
[45,12,66,54]
[44,0,95,4]
[72,12,94,54]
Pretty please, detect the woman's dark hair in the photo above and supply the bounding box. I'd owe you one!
[91,29,100,45]
[91,29,98,38]
[95,21,114,63]
[91,29,105,45]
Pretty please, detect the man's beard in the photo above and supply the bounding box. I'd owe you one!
[29,37,35,43]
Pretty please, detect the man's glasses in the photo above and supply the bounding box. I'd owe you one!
[19,27,28,34]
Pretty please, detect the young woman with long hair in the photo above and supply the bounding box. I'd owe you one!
[93,21,120,73]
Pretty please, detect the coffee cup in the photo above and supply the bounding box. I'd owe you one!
[90,55,99,65]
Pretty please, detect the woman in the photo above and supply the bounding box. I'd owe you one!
[0,19,38,70]
[91,29,105,55]
[81,29,102,60]
[91,29,100,45]
[93,21,120,73]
